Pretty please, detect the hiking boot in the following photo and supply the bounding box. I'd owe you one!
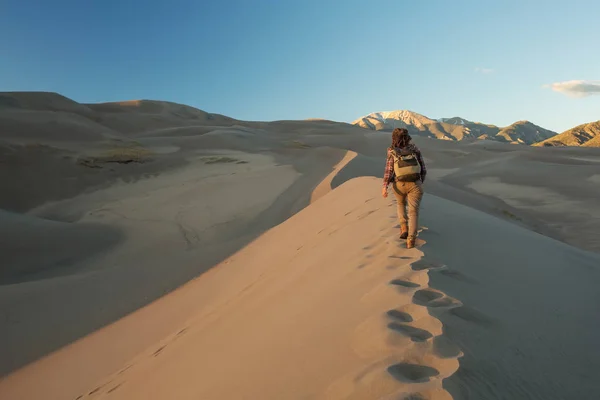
[406,237,416,249]
[399,226,408,240]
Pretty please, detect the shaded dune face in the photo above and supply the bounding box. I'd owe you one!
[0,209,124,284]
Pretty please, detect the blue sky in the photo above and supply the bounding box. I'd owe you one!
[1,0,599,132]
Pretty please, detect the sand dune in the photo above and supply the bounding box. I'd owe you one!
[2,178,599,400]
[1,92,600,399]
[0,110,118,143]
[0,92,95,115]
[0,178,455,400]
[0,148,347,376]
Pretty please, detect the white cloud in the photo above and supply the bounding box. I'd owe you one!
[474,67,494,74]
[544,80,600,97]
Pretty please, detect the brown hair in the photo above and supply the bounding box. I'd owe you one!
[391,127,411,148]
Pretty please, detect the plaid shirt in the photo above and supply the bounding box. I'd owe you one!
[383,144,427,188]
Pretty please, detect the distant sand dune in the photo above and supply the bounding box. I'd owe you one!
[0,110,118,143]
[0,91,94,114]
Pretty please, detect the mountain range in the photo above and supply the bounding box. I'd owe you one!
[534,120,600,147]
[352,110,558,145]
[1,92,598,148]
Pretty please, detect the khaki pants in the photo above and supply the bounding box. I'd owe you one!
[392,180,423,239]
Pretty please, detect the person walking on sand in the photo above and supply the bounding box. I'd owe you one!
[382,128,427,249]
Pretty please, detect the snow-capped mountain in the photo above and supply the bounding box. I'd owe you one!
[352,110,557,145]
[352,110,435,131]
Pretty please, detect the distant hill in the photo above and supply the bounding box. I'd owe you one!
[0,91,244,141]
[352,110,556,145]
[534,120,600,147]
[0,91,364,145]
[496,120,557,145]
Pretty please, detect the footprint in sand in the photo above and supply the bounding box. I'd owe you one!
[429,297,460,308]
[412,288,443,303]
[402,394,427,400]
[411,260,446,271]
[389,279,420,289]
[177,327,188,336]
[387,363,440,383]
[387,322,433,342]
[358,209,378,220]
[386,309,414,323]
[107,383,124,394]
[385,254,415,270]
[153,345,166,357]
[117,365,133,375]
[412,289,460,308]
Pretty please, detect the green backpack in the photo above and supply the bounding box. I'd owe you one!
[390,147,422,182]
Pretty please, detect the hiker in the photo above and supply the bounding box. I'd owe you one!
[381,128,427,249]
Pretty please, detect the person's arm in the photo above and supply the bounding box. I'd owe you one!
[382,149,394,196]
[415,147,427,183]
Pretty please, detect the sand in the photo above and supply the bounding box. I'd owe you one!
[3,177,599,399]
[1,92,600,399]
[0,178,452,400]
